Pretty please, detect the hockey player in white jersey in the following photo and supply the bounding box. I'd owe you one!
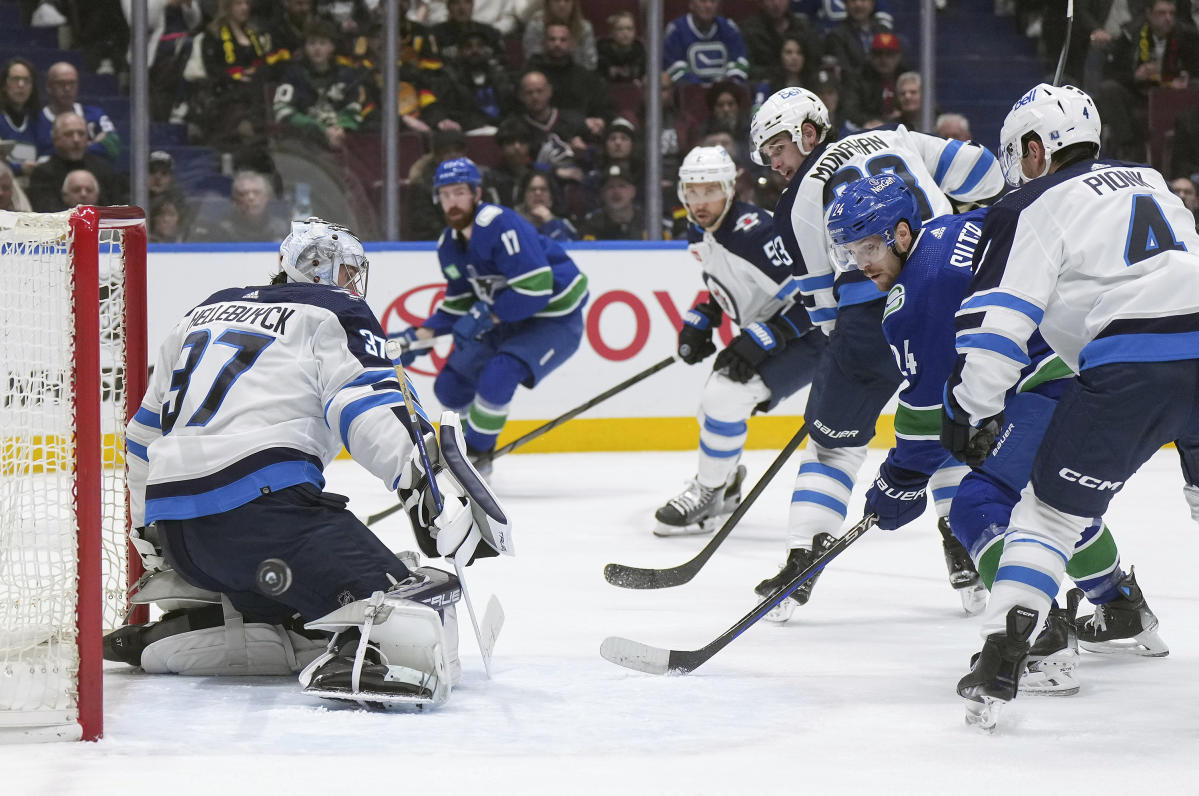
[747,87,1005,620]
[654,145,826,535]
[945,84,1199,729]
[110,218,510,709]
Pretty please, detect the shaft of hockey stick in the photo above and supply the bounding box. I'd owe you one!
[395,363,443,513]
[449,553,498,678]
[603,422,809,589]
[366,355,677,526]
[1052,0,1075,86]
[599,513,876,675]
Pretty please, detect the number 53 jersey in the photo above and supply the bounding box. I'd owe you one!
[127,283,427,528]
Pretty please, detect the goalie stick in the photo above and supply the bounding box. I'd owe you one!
[599,513,876,675]
[367,355,678,526]
[603,422,809,589]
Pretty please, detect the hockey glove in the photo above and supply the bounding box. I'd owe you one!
[387,327,427,367]
[677,300,722,364]
[940,398,1003,468]
[714,320,794,383]
[864,461,929,531]
[452,301,497,345]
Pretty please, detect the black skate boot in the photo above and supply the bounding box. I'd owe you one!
[1021,592,1081,696]
[1075,567,1168,657]
[958,604,1039,731]
[754,532,836,622]
[938,517,987,615]
[653,465,746,537]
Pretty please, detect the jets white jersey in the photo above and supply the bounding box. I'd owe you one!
[127,282,427,527]
[774,124,1004,332]
[949,158,1199,425]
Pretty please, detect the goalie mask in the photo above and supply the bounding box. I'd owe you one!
[999,83,1101,187]
[279,217,369,296]
[677,145,737,230]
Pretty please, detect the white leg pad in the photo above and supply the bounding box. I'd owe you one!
[141,624,327,675]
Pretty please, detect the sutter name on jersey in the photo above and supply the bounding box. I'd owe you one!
[187,302,297,334]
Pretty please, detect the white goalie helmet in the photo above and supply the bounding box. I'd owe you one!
[750,86,830,165]
[998,83,1101,186]
[279,217,369,296]
[677,145,737,227]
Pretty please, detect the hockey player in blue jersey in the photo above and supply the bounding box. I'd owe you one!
[664,0,750,85]
[654,145,826,535]
[746,86,1005,621]
[827,174,1167,698]
[395,158,589,474]
[112,218,510,709]
[943,84,1199,729]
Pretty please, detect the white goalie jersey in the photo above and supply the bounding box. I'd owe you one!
[775,124,1004,332]
[127,282,427,528]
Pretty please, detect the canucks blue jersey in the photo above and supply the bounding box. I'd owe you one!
[426,203,589,333]
[664,14,749,84]
[35,103,120,161]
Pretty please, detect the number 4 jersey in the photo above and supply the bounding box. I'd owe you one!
[127,283,428,527]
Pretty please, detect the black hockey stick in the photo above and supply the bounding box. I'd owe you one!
[599,513,876,675]
[603,422,809,589]
[367,356,677,525]
[1052,0,1075,86]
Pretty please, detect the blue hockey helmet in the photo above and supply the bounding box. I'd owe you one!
[432,157,483,203]
[826,174,921,272]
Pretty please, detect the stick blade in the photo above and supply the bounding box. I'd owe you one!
[599,636,672,675]
[479,595,504,661]
[602,562,693,590]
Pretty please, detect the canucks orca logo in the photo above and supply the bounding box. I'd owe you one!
[883,284,905,321]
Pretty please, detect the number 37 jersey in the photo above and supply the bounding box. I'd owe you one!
[127,283,426,527]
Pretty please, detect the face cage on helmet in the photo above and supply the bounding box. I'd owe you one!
[340,256,369,297]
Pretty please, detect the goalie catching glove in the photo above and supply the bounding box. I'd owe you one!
[397,410,514,564]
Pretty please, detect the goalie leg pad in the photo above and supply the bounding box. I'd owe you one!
[141,624,327,676]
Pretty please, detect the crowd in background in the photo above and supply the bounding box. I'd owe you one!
[3,0,1199,242]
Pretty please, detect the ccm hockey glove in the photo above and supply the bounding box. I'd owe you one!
[714,320,796,383]
[864,461,929,531]
[677,300,722,364]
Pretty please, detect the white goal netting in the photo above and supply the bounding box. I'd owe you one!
[0,209,140,740]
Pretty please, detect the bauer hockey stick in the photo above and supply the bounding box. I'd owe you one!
[603,422,809,589]
[367,355,678,525]
[1052,0,1075,86]
[600,513,877,675]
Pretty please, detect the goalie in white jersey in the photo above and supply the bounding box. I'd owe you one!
[747,86,1005,620]
[111,218,511,709]
[944,84,1199,729]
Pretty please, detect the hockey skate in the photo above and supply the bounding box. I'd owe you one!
[938,518,987,616]
[1020,592,1081,697]
[1075,567,1169,657]
[754,532,836,623]
[958,604,1038,732]
[653,465,746,537]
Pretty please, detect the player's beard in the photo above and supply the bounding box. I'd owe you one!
[444,201,476,231]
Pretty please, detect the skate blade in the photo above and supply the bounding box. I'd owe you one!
[957,583,988,616]
[1079,628,1169,658]
[303,685,441,709]
[963,696,1003,732]
[762,598,797,624]
[651,515,726,537]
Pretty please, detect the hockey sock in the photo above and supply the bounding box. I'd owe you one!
[929,461,969,518]
[696,372,768,488]
[1064,521,1124,604]
[465,396,509,452]
[786,441,867,549]
[464,354,529,451]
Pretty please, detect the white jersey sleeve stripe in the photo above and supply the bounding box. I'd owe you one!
[959,292,1045,324]
[950,147,999,197]
[955,331,1031,366]
[335,392,407,453]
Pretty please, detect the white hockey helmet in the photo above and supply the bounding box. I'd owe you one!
[677,145,737,227]
[998,83,1101,186]
[750,86,830,165]
[279,217,369,296]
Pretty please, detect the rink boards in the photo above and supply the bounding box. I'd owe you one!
[146,241,900,452]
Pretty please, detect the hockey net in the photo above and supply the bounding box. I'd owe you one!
[0,207,146,742]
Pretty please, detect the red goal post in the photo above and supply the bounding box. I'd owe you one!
[0,206,147,742]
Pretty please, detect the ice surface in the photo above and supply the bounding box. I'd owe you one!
[6,449,1198,794]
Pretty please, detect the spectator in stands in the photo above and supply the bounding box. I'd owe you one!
[35,62,122,163]
[1169,174,1199,213]
[753,30,819,102]
[0,57,41,178]
[471,0,522,35]
[525,23,614,134]
[147,150,186,207]
[28,113,128,212]
[489,117,535,205]
[1171,102,1199,178]
[266,0,318,62]
[665,0,750,86]
[194,170,290,241]
[597,10,647,85]
[445,29,517,130]
[523,0,598,71]
[894,71,926,131]
[824,0,890,77]
[149,195,190,242]
[813,67,854,139]
[61,169,101,207]
[434,0,505,63]
[581,116,642,209]
[935,111,972,141]
[1097,0,1199,159]
[659,72,684,193]
[515,169,578,241]
[579,163,645,240]
[741,0,820,83]
[509,70,589,183]
[849,30,906,124]
[704,80,750,141]
[191,0,272,148]
[0,162,33,212]
[797,0,893,32]
[273,20,365,151]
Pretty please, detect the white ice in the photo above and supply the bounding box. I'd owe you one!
[7,448,1199,794]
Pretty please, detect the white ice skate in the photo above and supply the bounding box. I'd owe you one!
[653,465,745,537]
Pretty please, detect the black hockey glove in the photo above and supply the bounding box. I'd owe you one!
[864,461,928,531]
[940,397,1003,468]
[677,300,722,364]
[714,320,796,383]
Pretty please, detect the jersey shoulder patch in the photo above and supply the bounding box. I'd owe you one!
[475,204,504,227]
